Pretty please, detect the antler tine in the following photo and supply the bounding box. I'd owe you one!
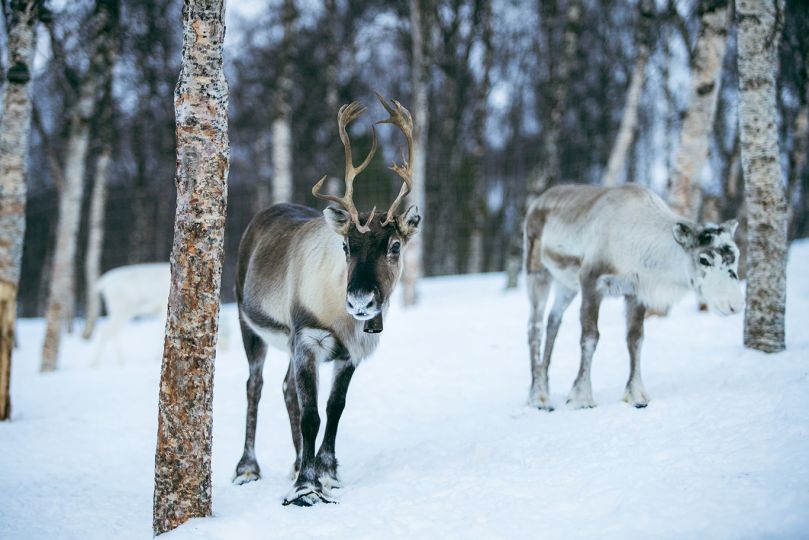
[374,92,414,226]
[313,101,379,233]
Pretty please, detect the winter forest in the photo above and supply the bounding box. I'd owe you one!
[1,0,808,538]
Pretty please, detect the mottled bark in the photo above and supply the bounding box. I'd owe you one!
[603,0,654,187]
[401,0,430,306]
[271,0,296,205]
[786,64,808,236]
[467,0,493,274]
[737,0,787,353]
[152,0,229,535]
[667,0,731,219]
[0,0,38,420]
[41,0,119,372]
[82,89,114,340]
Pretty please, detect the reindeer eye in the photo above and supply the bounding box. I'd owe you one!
[699,255,712,267]
[729,270,738,279]
[390,241,401,255]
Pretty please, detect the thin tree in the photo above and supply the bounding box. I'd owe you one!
[467,0,493,274]
[667,0,732,219]
[152,0,229,534]
[401,0,430,306]
[271,0,296,205]
[602,0,655,187]
[40,0,119,372]
[737,0,786,353]
[81,80,115,340]
[0,0,40,420]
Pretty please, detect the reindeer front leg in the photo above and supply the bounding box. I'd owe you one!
[315,360,355,491]
[283,328,332,506]
[623,296,650,408]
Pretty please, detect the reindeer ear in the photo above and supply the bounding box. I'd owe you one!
[672,222,695,248]
[398,205,421,239]
[721,219,739,237]
[323,206,351,235]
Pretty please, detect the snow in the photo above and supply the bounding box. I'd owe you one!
[3,243,809,540]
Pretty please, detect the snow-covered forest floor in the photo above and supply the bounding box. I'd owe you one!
[3,243,809,540]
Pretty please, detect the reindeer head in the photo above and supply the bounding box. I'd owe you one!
[314,94,421,322]
[673,219,744,316]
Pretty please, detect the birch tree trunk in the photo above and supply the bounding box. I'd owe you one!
[0,0,39,421]
[271,0,296,204]
[528,0,580,199]
[82,83,115,340]
[602,0,654,187]
[401,0,430,306]
[667,0,731,219]
[41,0,118,372]
[737,0,787,353]
[467,0,493,274]
[152,0,229,534]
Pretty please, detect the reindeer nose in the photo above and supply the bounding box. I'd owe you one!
[346,290,377,317]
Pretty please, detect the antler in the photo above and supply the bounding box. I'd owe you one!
[312,101,379,233]
[374,92,414,226]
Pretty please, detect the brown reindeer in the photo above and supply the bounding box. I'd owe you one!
[232,95,421,507]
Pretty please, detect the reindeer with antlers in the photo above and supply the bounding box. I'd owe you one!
[232,94,420,506]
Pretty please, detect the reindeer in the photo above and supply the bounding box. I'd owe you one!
[232,95,421,507]
[87,263,170,366]
[524,184,744,411]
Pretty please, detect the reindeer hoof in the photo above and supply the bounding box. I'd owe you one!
[318,474,342,491]
[633,402,648,409]
[527,391,554,411]
[233,470,261,485]
[282,484,336,507]
[623,387,650,409]
[566,397,596,409]
[233,458,261,485]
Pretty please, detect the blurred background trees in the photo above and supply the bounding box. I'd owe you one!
[6,0,809,320]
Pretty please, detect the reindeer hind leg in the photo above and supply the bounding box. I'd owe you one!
[233,315,267,485]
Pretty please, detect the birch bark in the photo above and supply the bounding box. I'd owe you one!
[152,0,229,534]
[0,0,39,420]
[737,0,787,353]
[667,0,732,219]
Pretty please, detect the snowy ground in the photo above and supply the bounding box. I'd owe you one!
[3,244,809,540]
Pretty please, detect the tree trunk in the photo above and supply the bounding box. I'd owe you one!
[271,0,296,205]
[603,0,654,187]
[786,59,809,237]
[528,0,580,199]
[152,0,228,535]
[467,0,493,274]
[82,84,114,340]
[401,0,430,306]
[41,0,119,372]
[667,0,731,219]
[737,0,787,353]
[0,0,39,421]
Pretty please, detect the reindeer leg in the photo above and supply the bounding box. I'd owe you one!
[315,360,355,491]
[282,362,301,479]
[283,327,333,506]
[623,295,650,408]
[567,275,603,409]
[527,268,552,408]
[534,282,577,410]
[233,316,267,485]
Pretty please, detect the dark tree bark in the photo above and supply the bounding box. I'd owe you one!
[737,0,787,353]
[152,0,229,535]
[0,0,39,420]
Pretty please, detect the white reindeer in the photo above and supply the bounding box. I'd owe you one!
[88,263,170,366]
[524,184,744,410]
